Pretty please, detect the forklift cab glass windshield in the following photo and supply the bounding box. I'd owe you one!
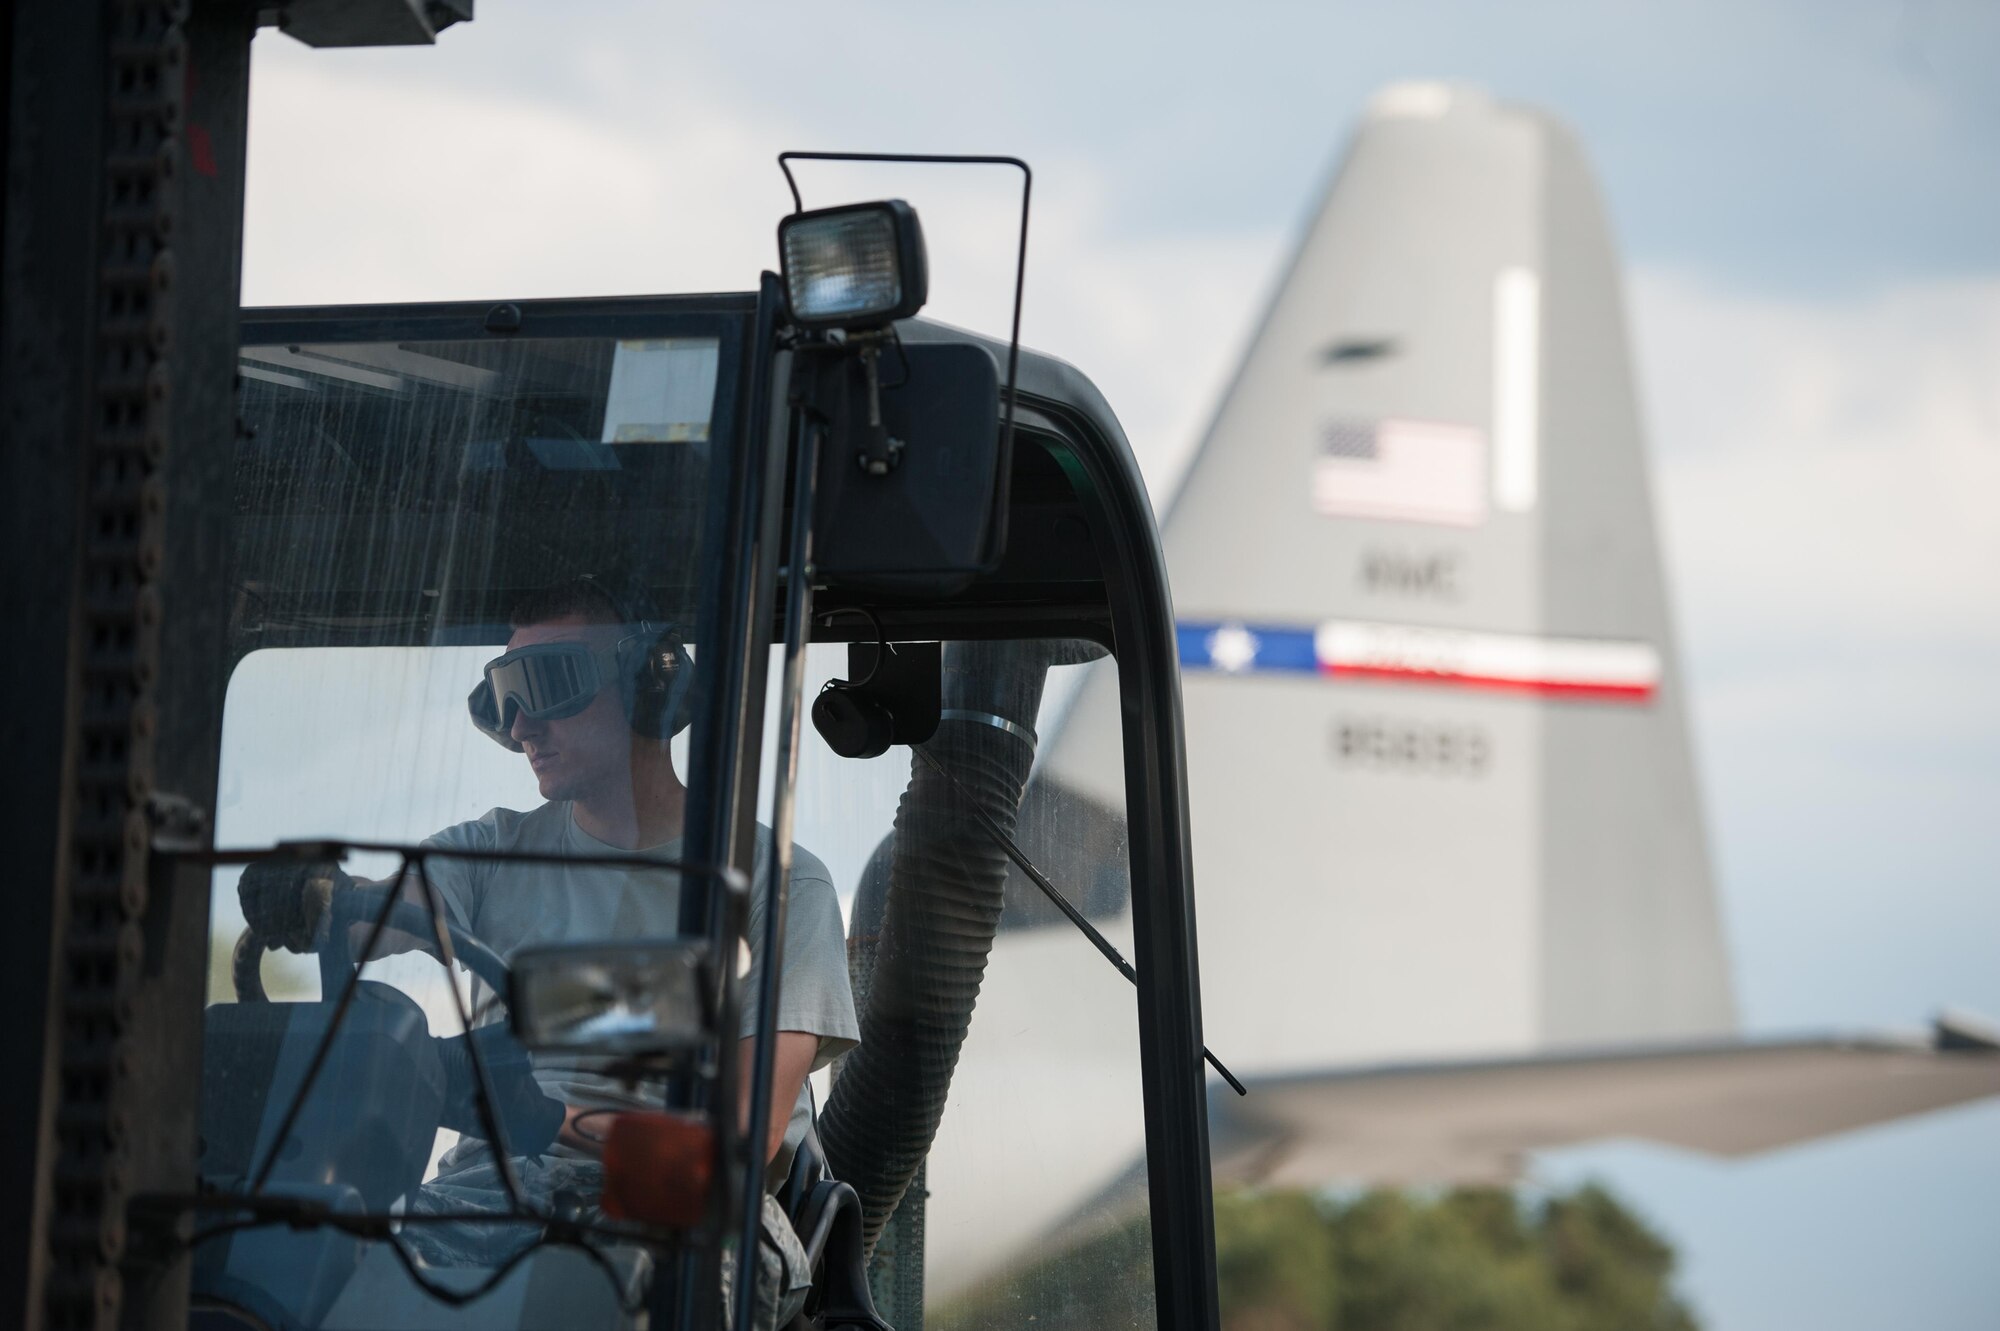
[198,317,803,1328]
[193,291,1218,1330]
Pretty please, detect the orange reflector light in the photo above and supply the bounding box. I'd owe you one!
[601,1111,715,1229]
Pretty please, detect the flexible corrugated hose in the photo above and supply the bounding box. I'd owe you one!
[820,639,1085,1255]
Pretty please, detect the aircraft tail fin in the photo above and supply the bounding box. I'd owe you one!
[1038,82,1734,1072]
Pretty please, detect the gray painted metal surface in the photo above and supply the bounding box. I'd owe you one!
[1209,1029,2000,1187]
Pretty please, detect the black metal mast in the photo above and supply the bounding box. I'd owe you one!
[0,7,467,1327]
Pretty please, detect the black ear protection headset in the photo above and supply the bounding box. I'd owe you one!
[578,573,696,744]
[468,574,695,750]
[616,625,696,742]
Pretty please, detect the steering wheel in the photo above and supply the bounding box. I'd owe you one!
[228,881,569,1170]
[232,883,513,1004]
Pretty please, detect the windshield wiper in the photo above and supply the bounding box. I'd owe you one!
[915,746,1247,1096]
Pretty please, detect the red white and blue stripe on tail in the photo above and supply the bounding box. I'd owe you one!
[1177,619,1661,703]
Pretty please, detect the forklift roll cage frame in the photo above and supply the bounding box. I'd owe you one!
[12,266,1223,1330]
[243,283,1223,1323]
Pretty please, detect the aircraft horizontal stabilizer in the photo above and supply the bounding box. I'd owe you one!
[1210,1017,2000,1188]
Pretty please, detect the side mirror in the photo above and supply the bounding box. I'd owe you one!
[805,341,1005,593]
[510,940,716,1055]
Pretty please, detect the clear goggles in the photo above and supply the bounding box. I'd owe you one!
[467,641,608,749]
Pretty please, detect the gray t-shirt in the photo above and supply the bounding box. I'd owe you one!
[419,801,859,1180]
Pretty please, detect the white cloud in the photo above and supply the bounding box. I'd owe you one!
[1630,268,2000,780]
[242,35,1276,506]
[241,51,780,304]
[1633,269,2000,660]
[1628,270,2000,1027]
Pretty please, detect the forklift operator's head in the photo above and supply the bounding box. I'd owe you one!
[465,577,694,802]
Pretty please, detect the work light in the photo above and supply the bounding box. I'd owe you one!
[779,199,928,329]
[510,940,713,1055]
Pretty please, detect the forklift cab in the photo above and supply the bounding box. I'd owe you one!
[192,206,1218,1330]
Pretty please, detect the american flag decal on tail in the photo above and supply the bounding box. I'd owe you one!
[1313,417,1488,527]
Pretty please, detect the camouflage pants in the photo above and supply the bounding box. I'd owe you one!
[403,1152,811,1328]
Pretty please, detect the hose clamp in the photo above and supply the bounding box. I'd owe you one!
[938,708,1038,748]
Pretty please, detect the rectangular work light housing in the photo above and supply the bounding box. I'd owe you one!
[780,199,929,329]
[511,940,714,1056]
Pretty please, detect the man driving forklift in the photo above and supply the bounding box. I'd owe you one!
[236,574,859,1325]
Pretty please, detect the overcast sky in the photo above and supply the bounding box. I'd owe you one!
[238,3,2000,1325]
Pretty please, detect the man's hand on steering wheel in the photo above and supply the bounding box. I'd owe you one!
[559,1103,611,1158]
[238,858,353,954]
